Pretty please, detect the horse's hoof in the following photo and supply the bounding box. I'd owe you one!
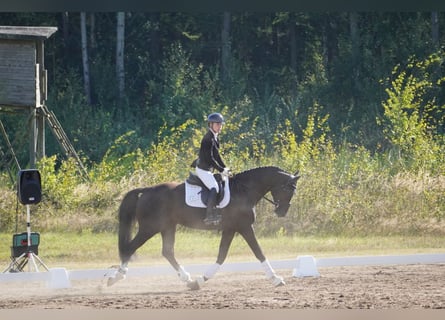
[275,280,285,287]
[271,275,285,287]
[187,276,205,290]
[107,270,126,286]
[107,277,118,286]
[187,280,200,290]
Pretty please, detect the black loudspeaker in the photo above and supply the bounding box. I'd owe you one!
[17,169,42,205]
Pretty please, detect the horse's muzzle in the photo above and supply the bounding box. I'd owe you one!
[274,202,290,217]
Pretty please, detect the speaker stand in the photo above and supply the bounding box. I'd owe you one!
[3,205,49,273]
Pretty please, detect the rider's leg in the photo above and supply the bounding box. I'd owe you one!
[195,168,221,224]
[195,167,220,193]
[204,187,220,224]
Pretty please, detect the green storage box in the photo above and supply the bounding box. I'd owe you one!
[11,232,39,257]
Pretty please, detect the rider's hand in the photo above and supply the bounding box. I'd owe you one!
[222,167,231,177]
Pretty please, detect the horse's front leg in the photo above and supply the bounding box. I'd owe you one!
[239,225,285,287]
[187,228,236,290]
[161,227,192,284]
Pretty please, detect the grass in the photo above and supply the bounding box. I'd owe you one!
[1,230,444,270]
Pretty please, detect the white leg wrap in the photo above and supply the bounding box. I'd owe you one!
[261,260,275,279]
[119,264,128,275]
[107,264,127,286]
[203,263,221,279]
[177,265,192,282]
[261,260,285,286]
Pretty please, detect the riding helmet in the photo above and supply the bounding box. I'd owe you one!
[207,112,224,123]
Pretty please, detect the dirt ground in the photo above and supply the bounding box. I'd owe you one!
[0,264,444,309]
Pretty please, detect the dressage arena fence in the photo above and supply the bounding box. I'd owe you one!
[0,253,444,289]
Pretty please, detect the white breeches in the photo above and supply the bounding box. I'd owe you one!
[196,167,219,193]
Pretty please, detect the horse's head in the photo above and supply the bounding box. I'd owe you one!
[270,170,300,217]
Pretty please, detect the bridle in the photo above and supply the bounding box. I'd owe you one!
[231,170,298,209]
[239,179,295,208]
[265,182,296,209]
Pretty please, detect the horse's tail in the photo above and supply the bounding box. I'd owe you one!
[118,188,142,262]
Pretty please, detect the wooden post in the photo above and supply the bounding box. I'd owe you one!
[36,111,45,161]
[29,107,37,168]
[36,40,46,162]
[30,63,40,168]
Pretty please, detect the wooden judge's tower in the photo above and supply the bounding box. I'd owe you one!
[0,26,87,179]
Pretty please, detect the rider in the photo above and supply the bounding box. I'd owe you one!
[195,112,230,225]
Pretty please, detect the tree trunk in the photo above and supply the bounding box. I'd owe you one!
[431,11,439,50]
[89,13,96,51]
[221,11,231,84]
[349,12,360,111]
[80,12,92,105]
[431,12,441,79]
[61,12,70,67]
[149,13,160,62]
[350,12,359,71]
[289,14,297,74]
[116,12,125,100]
[62,12,69,46]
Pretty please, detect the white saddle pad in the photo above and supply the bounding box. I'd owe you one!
[185,180,230,208]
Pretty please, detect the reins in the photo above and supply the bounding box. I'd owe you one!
[262,194,278,206]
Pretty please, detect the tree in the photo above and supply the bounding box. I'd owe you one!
[289,13,297,75]
[349,12,360,110]
[116,12,125,100]
[431,12,439,50]
[80,12,92,105]
[221,12,231,84]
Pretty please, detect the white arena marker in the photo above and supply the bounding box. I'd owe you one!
[48,268,71,289]
[292,255,320,277]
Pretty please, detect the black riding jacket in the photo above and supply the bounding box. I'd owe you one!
[197,129,226,172]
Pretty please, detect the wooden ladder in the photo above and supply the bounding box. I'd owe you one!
[38,105,89,181]
[0,119,21,184]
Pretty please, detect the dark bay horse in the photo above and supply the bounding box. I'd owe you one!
[107,166,300,289]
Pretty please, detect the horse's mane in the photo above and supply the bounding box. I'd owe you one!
[233,166,285,179]
[229,166,287,193]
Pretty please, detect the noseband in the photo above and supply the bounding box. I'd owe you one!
[263,181,296,209]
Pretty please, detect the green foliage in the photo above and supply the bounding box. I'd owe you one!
[378,53,445,174]
[272,103,333,171]
[155,42,221,128]
[0,173,17,231]
[37,155,83,209]
[0,21,444,237]
[92,131,142,183]
[143,119,199,183]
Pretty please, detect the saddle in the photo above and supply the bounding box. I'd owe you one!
[185,172,230,208]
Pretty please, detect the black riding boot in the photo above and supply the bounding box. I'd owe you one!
[204,188,221,225]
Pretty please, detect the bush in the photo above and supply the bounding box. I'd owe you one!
[377,53,445,174]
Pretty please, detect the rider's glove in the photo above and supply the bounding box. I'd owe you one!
[222,167,231,177]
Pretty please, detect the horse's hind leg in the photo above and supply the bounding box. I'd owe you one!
[161,227,192,284]
[120,229,156,264]
[108,229,156,286]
